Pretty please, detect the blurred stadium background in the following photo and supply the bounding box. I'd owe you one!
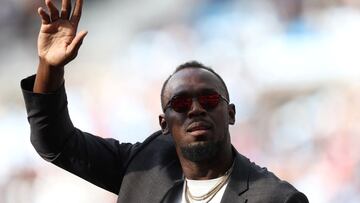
[1,0,360,202]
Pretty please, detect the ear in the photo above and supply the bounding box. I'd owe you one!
[228,104,236,125]
[159,114,169,135]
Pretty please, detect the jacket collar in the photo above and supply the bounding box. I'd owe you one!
[166,148,251,203]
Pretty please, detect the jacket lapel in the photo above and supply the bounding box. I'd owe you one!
[157,159,183,202]
[117,157,183,203]
[161,179,184,203]
[220,152,250,203]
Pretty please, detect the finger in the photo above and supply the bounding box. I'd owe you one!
[70,0,83,25]
[60,0,72,19]
[38,7,51,24]
[67,30,88,56]
[46,0,60,21]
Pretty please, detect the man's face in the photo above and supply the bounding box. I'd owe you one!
[160,68,235,163]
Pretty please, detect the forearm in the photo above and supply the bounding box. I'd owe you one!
[22,75,74,160]
[33,58,65,93]
[22,75,137,193]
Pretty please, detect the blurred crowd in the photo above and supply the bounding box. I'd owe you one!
[1,0,360,202]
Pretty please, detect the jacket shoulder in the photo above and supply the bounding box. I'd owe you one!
[248,161,308,202]
[124,130,177,171]
[234,153,308,202]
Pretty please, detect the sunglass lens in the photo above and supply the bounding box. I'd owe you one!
[199,93,220,110]
[171,97,192,112]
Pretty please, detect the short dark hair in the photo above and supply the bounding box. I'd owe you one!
[160,61,230,110]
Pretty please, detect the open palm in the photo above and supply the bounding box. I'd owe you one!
[37,0,87,67]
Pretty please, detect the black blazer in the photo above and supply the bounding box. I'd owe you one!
[22,75,308,203]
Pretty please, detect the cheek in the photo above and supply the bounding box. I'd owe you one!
[168,118,187,146]
[211,110,229,131]
[171,122,185,136]
[166,114,186,134]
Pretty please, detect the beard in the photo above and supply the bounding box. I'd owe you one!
[180,140,224,163]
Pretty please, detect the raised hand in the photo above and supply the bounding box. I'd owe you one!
[34,0,87,93]
[38,0,87,67]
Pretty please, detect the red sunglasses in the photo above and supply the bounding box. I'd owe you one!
[163,92,229,113]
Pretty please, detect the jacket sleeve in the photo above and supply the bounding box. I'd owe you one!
[21,75,139,194]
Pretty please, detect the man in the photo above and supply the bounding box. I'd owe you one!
[22,0,309,202]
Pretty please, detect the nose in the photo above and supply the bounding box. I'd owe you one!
[187,98,206,117]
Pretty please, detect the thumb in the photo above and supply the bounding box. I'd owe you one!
[67,30,88,57]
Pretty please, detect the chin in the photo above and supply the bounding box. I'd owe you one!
[180,140,220,162]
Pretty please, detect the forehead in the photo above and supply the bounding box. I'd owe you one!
[164,68,226,99]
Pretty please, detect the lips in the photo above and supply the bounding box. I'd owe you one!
[187,122,212,132]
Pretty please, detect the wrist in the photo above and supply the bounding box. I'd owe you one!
[33,58,65,93]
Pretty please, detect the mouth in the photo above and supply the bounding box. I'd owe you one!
[186,122,212,137]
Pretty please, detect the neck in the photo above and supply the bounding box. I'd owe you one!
[180,145,233,180]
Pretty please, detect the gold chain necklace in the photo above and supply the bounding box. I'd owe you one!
[185,163,234,203]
